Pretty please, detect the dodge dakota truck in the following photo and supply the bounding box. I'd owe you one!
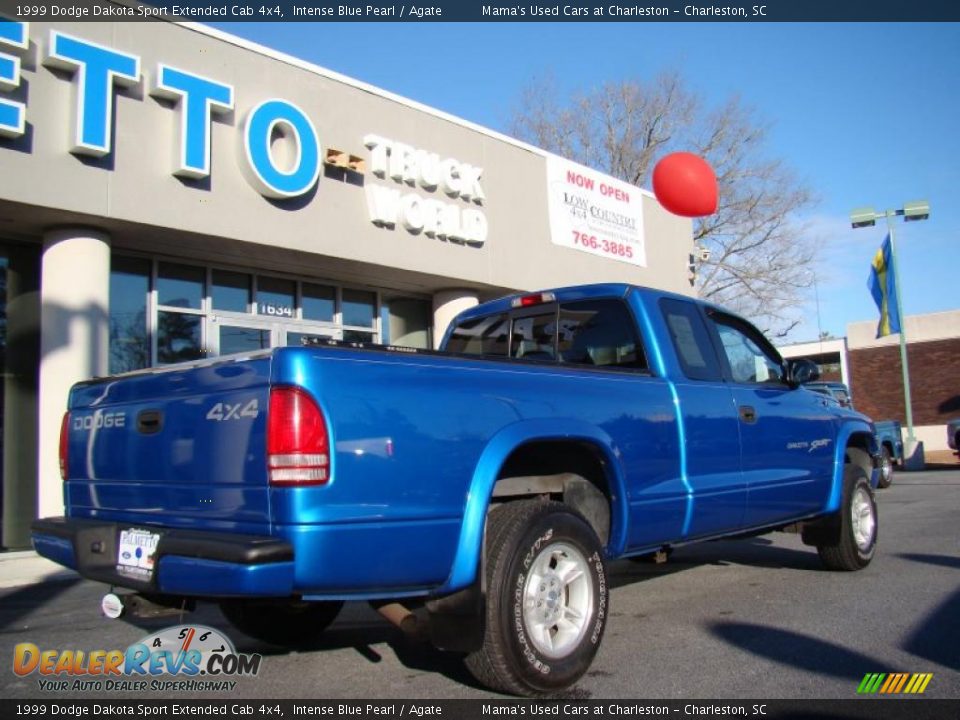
[32,283,881,696]
[806,381,899,487]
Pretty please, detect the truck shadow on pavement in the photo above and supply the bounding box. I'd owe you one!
[903,586,960,671]
[0,577,82,634]
[708,552,960,676]
[895,553,960,670]
[120,601,490,692]
[609,536,822,590]
[708,622,887,681]
[894,552,960,570]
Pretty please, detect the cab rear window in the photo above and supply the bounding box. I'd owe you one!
[558,300,645,369]
[448,298,647,371]
[445,314,510,357]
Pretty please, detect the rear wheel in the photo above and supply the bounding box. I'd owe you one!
[816,465,878,571]
[219,598,343,646]
[465,500,608,696]
[877,446,894,488]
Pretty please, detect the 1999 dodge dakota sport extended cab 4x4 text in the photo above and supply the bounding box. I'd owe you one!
[32,283,882,696]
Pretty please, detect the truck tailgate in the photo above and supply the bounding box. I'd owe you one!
[64,355,272,531]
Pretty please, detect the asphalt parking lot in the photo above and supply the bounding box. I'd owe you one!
[2,466,958,700]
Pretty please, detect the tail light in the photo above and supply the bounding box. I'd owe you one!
[59,412,70,481]
[267,387,330,486]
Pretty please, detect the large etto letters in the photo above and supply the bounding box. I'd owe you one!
[151,65,234,179]
[0,21,487,244]
[44,31,141,156]
[0,20,29,138]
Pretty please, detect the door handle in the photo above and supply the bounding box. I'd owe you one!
[739,405,757,424]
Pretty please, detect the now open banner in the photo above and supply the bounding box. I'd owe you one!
[545,155,647,267]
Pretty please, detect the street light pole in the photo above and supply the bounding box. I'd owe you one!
[850,200,929,469]
[883,211,916,443]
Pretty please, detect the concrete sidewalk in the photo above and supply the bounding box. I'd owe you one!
[925,448,960,466]
[0,550,78,589]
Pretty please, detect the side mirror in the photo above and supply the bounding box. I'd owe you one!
[788,358,820,387]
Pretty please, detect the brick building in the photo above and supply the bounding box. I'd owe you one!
[846,310,960,450]
[780,310,960,453]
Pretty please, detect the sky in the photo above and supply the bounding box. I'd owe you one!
[210,21,960,343]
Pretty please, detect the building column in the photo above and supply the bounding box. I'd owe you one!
[3,244,40,548]
[432,289,479,349]
[37,228,110,520]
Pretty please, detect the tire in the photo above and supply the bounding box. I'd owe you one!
[877,446,894,488]
[817,466,878,571]
[219,598,343,646]
[465,499,609,696]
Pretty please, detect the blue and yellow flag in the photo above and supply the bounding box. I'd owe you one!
[868,234,901,338]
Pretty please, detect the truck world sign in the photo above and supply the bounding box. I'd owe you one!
[0,21,488,245]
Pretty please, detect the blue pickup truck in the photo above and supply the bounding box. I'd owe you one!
[805,381,900,487]
[873,420,903,487]
[32,283,881,696]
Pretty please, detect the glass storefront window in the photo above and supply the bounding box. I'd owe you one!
[343,329,376,343]
[0,256,6,498]
[302,283,335,322]
[382,297,432,349]
[257,276,295,319]
[158,311,203,364]
[0,256,7,377]
[342,289,376,328]
[219,325,270,355]
[158,263,204,309]
[287,331,336,347]
[109,257,151,374]
[110,257,422,367]
[212,270,251,313]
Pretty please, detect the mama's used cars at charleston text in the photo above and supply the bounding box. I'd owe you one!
[33,284,882,696]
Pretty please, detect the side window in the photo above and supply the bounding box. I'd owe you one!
[445,314,510,357]
[710,315,787,385]
[510,311,556,361]
[557,299,647,370]
[659,298,723,381]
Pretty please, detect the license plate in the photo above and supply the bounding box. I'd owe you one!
[116,528,161,581]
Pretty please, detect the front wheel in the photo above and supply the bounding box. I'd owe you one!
[465,500,609,696]
[219,598,343,646]
[817,466,878,571]
[877,446,894,488]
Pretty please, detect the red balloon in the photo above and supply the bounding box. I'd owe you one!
[652,152,718,217]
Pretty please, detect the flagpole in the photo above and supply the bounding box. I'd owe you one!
[885,211,916,444]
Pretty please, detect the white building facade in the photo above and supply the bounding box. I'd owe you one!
[0,20,695,547]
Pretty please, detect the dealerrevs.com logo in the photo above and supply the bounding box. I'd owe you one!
[13,625,262,692]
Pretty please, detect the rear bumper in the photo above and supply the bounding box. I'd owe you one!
[31,517,295,597]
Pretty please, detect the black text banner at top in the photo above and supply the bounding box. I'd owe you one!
[5,0,960,22]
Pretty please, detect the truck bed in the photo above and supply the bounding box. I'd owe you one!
[57,341,681,596]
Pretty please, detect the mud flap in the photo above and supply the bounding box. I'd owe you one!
[801,514,841,547]
[425,582,484,653]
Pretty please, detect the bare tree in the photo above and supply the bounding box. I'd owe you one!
[512,72,815,337]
